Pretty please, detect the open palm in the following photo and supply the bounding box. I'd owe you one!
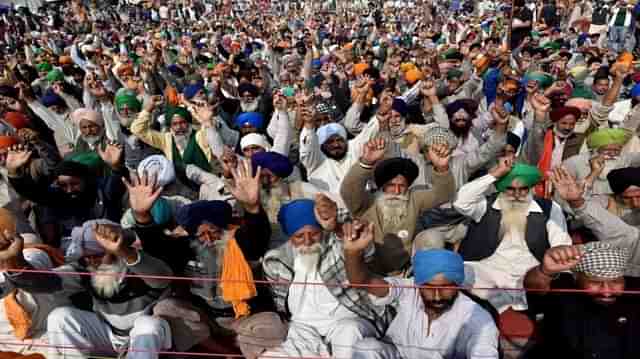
[98,142,124,168]
[229,159,260,209]
[123,173,163,214]
[550,167,584,202]
[5,145,32,173]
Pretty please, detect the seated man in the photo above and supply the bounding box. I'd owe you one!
[453,160,571,312]
[524,243,640,358]
[340,138,455,275]
[0,219,173,359]
[343,229,499,359]
[262,199,390,359]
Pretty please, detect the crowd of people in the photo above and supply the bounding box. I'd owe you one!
[0,0,638,358]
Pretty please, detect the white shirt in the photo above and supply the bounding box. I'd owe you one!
[453,174,571,312]
[371,278,499,359]
[551,135,567,170]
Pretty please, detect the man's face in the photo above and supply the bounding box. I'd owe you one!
[242,144,265,159]
[419,273,459,316]
[320,135,348,160]
[389,111,405,136]
[290,225,323,248]
[50,105,66,115]
[597,144,623,161]
[79,119,101,138]
[555,116,577,137]
[55,175,85,198]
[450,109,472,137]
[503,179,531,202]
[592,78,610,96]
[170,116,190,136]
[578,273,624,306]
[621,185,640,209]
[196,222,224,247]
[260,168,280,188]
[382,175,409,196]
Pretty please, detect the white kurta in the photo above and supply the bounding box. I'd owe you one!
[453,174,572,312]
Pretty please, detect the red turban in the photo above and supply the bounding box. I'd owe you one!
[550,106,581,122]
[3,112,29,130]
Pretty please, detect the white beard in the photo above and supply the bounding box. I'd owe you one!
[375,192,409,233]
[83,135,102,147]
[292,243,322,275]
[173,127,193,153]
[90,261,126,299]
[240,97,260,112]
[497,193,531,239]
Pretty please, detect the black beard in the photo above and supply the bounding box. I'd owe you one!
[450,121,472,138]
[321,143,347,160]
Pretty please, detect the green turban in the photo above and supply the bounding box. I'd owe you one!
[114,89,142,113]
[525,72,554,89]
[495,163,542,193]
[570,84,595,100]
[165,106,192,124]
[68,151,104,170]
[447,69,464,80]
[587,128,632,150]
[542,41,561,51]
[46,69,65,83]
[36,62,53,73]
[441,48,462,61]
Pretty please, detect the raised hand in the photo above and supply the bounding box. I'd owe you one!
[186,100,214,127]
[5,144,33,174]
[342,220,375,254]
[98,141,124,169]
[361,138,386,166]
[530,93,551,114]
[314,193,338,231]
[123,172,163,219]
[427,143,450,172]
[589,154,605,179]
[550,166,585,203]
[93,222,126,257]
[421,80,437,98]
[221,146,239,178]
[489,157,514,179]
[541,245,582,276]
[229,158,261,213]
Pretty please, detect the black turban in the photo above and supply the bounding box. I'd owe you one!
[608,167,640,194]
[374,158,419,188]
[54,160,91,179]
[506,132,522,152]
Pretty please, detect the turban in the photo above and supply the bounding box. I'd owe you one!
[495,163,542,192]
[68,152,103,170]
[506,132,522,151]
[66,219,134,261]
[550,106,581,122]
[405,68,423,84]
[235,112,264,129]
[608,167,640,194]
[150,198,172,226]
[400,63,416,73]
[114,89,142,113]
[3,112,29,129]
[251,151,293,178]
[278,199,321,237]
[36,63,52,73]
[525,72,554,89]
[424,126,458,150]
[46,69,65,83]
[587,128,632,150]
[374,158,419,188]
[54,160,91,179]
[593,67,610,82]
[391,98,408,116]
[570,85,595,100]
[176,200,232,235]
[317,123,347,146]
[569,65,589,82]
[167,64,185,78]
[59,56,73,65]
[137,155,176,187]
[0,208,16,234]
[446,69,464,80]
[240,133,270,151]
[441,48,463,61]
[165,106,192,123]
[632,83,640,98]
[573,242,629,279]
[413,249,465,286]
[183,82,204,100]
[0,136,18,150]
[446,99,476,119]
[353,63,370,76]
[70,108,103,127]
[238,83,259,97]
[40,92,64,108]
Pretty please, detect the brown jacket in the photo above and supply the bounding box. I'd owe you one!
[340,163,456,275]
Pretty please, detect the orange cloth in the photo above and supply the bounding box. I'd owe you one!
[221,229,256,319]
[3,112,29,130]
[0,352,45,359]
[4,244,64,340]
[165,86,180,106]
[535,129,555,199]
[58,56,73,66]
[405,69,423,84]
[353,63,370,76]
[0,136,18,151]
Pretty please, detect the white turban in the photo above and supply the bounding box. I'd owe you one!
[316,123,347,146]
[138,155,176,187]
[240,133,271,151]
[71,108,103,128]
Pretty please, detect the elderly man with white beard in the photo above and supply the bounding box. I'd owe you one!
[561,128,640,212]
[0,217,173,359]
[70,108,108,153]
[453,159,572,313]
[261,199,391,359]
[340,138,456,275]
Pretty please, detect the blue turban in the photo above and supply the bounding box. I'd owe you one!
[251,151,294,178]
[235,112,265,129]
[176,200,232,235]
[632,83,640,98]
[391,98,408,116]
[446,99,477,119]
[41,92,65,108]
[413,249,465,286]
[278,199,321,237]
[167,64,185,78]
[311,59,322,69]
[183,82,204,100]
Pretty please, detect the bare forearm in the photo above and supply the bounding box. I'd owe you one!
[524,265,553,293]
[344,250,388,297]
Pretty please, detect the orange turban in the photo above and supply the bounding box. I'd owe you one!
[0,136,18,150]
[3,112,29,130]
[405,69,424,84]
[353,63,370,76]
[59,56,73,66]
